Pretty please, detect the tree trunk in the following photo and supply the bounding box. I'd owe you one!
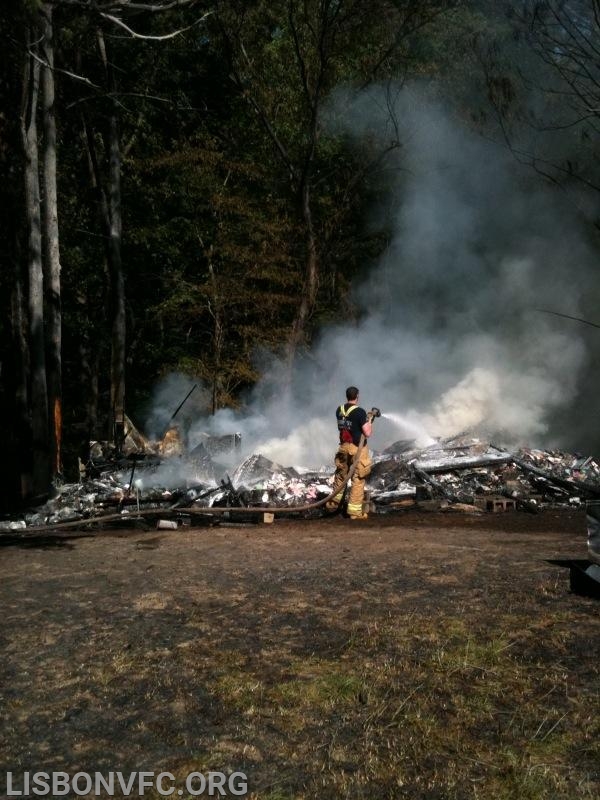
[41,1,63,478]
[21,25,50,498]
[78,315,99,468]
[208,254,224,414]
[97,27,126,450]
[1,15,31,508]
[11,263,33,503]
[284,178,319,383]
[107,110,126,449]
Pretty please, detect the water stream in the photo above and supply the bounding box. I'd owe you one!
[380,411,436,447]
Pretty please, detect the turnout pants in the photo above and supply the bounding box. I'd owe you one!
[327,442,372,517]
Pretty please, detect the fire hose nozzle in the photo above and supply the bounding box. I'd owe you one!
[368,407,381,420]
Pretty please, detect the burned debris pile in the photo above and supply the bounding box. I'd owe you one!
[370,438,600,513]
[1,432,599,533]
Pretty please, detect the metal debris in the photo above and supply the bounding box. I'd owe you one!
[1,433,599,533]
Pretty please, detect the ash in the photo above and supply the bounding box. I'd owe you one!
[2,429,600,534]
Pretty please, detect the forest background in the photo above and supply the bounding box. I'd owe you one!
[1,0,600,508]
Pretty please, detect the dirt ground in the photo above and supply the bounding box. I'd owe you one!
[1,508,599,799]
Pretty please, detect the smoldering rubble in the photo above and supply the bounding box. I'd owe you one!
[2,424,600,533]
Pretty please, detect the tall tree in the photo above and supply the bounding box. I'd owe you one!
[21,12,51,498]
[41,0,63,477]
[64,0,210,446]
[96,23,127,450]
[215,0,456,385]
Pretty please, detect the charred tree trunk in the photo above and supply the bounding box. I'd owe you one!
[41,1,63,478]
[20,25,50,499]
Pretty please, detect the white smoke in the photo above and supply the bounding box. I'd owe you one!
[142,373,210,440]
[315,85,593,450]
[141,84,597,475]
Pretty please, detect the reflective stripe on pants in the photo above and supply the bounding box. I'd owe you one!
[329,442,372,514]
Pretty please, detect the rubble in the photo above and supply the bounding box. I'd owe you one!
[2,432,599,534]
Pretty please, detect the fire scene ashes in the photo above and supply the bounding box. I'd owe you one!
[2,413,600,571]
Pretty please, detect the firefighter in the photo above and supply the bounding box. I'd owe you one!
[326,386,373,519]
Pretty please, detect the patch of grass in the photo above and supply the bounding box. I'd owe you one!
[202,615,598,799]
[273,669,367,709]
[212,672,265,715]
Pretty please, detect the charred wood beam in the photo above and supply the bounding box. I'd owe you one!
[412,467,454,501]
[159,383,197,438]
[511,457,600,498]
[412,455,512,474]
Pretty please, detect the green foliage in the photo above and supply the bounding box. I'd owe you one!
[0,0,504,478]
[54,0,464,427]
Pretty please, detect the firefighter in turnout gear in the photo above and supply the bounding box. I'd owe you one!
[326,386,373,519]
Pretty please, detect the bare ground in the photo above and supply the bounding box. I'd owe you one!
[1,509,599,799]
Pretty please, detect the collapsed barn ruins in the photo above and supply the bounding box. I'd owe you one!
[2,416,600,534]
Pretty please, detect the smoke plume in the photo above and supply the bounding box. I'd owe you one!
[144,85,598,477]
